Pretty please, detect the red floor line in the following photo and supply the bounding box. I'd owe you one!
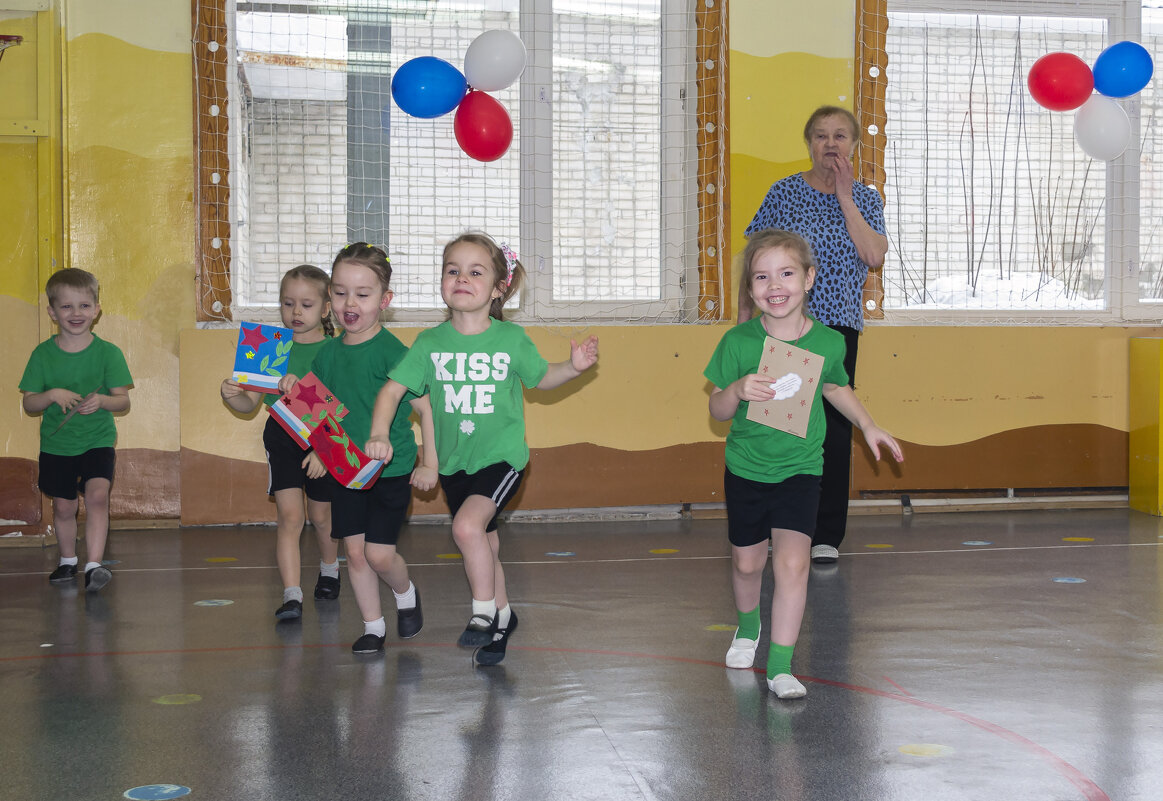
[881,675,914,696]
[0,641,1110,801]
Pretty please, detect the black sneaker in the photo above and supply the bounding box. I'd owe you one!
[397,589,423,639]
[49,563,77,583]
[475,610,519,666]
[457,612,497,647]
[84,566,112,592]
[351,632,385,654]
[275,599,303,620]
[314,573,341,600]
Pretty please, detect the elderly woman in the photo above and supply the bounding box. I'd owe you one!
[741,105,888,564]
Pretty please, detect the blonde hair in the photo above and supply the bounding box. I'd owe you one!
[46,268,99,306]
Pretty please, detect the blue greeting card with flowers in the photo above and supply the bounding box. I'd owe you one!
[232,322,294,392]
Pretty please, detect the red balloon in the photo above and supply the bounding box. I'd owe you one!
[1028,52,1094,111]
[454,91,513,162]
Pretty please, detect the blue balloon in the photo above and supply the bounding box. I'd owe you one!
[1093,41,1154,98]
[391,56,467,118]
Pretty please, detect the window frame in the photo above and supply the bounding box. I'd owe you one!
[193,0,728,325]
[859,0,1150,325]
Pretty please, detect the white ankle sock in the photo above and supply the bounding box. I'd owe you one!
[319,560,339,578]
[60,556,78,567]
[363,617,387,637]
[472,598,497,621]
[496,604,511,629]
[283,586,303,603]
[84,561,101,573]
[393,581,416,609]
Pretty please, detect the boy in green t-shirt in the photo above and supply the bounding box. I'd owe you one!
[19,268,132,591]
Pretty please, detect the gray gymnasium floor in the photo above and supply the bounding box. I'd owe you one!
[1,507,1160,801]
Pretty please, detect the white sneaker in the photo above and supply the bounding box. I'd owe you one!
[725,630,760,669]
[767,673,807,699]
[810,544,839,563]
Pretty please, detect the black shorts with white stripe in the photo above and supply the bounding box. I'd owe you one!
[440,462,524,533]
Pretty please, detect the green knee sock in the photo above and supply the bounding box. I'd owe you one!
[736,605,761,641]
[767,643,795,680]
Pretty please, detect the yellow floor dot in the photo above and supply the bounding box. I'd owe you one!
[1062,537,1095,542]
[866,543,894,549]
[899,743,953,757]
[436,553,463,560]
[705,624,735,632]
[205,557,237,563]
[650,548,679,554]
[153,694,202,705]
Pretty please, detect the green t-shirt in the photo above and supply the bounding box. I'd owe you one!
[703,317,848,483]
[263,337,329,407]
[19,334,133,456]
[390,319,549,474]
[310,328,417,478]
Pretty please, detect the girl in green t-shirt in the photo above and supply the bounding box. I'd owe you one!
[367,233,599,665]
[220,265,340,621]
[704,229,902,699]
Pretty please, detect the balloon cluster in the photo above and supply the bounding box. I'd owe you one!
[1028,41,1154,161]
[390,30,526,162]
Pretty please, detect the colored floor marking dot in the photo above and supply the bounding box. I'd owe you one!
[545,551,575,557]
[152,694,202,705]
[1053,577,1087,584]
[205,556,237,563]
[962,540,992,546]
[123,785,191,800]
[705,623,736,632]
[1062,537,1094,542]
[899,743,954,758]
[436,553,462,560]
[40,643,53,648]
[193,599,234,607]
[649,548,679,554]
[866,543,894,549]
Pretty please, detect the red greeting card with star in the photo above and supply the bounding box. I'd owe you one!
[232,322,294,392]
[745,337,823,438]
[307,411,384,490]
[268,372,348,448]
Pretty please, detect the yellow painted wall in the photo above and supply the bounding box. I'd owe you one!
[0,0,1149,525]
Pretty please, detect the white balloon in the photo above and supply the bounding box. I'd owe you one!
[464,29,527,92]
[1074,95,1130,161]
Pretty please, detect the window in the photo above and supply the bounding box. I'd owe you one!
[194,0,727,325]
[860,0,1163,323]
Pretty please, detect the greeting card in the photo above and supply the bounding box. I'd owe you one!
[232,322,294,392]
[308,411,384,490]
[745,336,824,438]
[268,372,348,448]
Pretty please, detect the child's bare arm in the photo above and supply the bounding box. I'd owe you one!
[537,336,599,390]
[409,394,439,491]
[220,378,261,413]
[22,388,82,415]
[821,383,904,462]
[365,379,409,462]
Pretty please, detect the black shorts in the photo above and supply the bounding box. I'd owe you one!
[330,472,411,545]
[263,416,333,503]
[724,469,820,547]
[38,448,116,501]
[440,463,523,534]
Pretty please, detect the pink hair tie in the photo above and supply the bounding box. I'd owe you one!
[499,243,518,287]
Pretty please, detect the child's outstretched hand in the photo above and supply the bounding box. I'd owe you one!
[365,435,393,463]
[410,464,437,492]
[735,373,780,404]
[277,373,300,395]
[862,425,904,463]
[571,336,599,373]
[301,451,326,480]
